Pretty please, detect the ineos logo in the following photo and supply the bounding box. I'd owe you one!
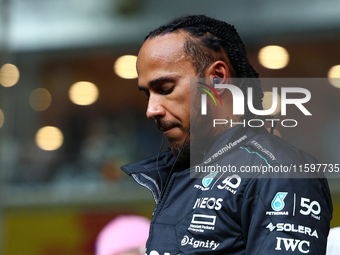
[193,197,223,210]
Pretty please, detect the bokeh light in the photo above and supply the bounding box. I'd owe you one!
[69,81,99,105]
[0,109,4,128]
[35,126,64,151]
[262,91,281,115]
[29,88,52,111]
[114,55,138,79]
[0,63,20,87]
[258,46,289,69]
[328,65,340,88]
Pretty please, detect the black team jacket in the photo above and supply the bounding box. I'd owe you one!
[122,125,332,255]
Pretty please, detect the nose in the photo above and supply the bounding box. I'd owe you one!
[146,94,166,120]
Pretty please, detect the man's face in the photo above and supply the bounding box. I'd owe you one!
[137,32,197,153]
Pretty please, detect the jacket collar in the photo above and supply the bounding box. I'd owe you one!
[122,125,267,176]
[121,125,267,204]
[121,151,176,204]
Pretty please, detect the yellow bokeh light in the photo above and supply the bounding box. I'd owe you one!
[328,65,340,88]
[69,81,99,105]
[262,91,281,115]
[114,55,138,79]
[258,46,289,69]
[29,88,52,111]
[0,109,4,128]
[0,63,20,87]
[35,126,63,151]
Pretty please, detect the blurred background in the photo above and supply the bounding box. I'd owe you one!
[0,0,340,254]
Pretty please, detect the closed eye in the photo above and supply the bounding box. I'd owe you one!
[160,82,174,95]
[162,87,174,95]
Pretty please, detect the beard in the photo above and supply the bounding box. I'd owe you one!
[156,89,215,165]
[156,119,191,164]
[166,114,213,166]
[170,138,190,164]
[169,118,212,166]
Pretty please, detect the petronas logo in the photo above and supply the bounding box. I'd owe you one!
[271,192,288,211]
[202,172,218,188]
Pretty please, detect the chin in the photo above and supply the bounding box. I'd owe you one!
[170,137,190,164]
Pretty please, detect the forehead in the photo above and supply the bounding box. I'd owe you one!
[136,32,191,83]
[139,31,187,63]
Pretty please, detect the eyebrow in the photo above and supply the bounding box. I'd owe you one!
[138,76,177,91]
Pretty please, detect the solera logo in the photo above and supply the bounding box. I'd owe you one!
[200,84,311,116]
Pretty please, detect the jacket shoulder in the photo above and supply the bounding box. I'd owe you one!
[242,130,318,165]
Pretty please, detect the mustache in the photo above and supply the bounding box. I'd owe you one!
[156,120,184,132]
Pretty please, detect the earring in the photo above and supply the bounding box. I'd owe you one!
[213,77,220,87]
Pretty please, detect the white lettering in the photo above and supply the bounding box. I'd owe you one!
[200,197,208,208]
[275,237,310,253]
[266,211,289,215]
[248,87,278,115]
[193,197,223,210]
[214,84,244,115]
[275,237,282,251]
[213,118,299,128]
[268,223,318,238]
[213,119,228,127]
[247,119,264,127]
[300,197,321,216]
[298,240,310,254]
[282,238,299,252]
[281,87,312,116]
[265,118,280,127]
[201,85,311,116]
[230,119,246,127]
[217,174,241,190]
[281,119,298,127]
[181,235,220,251]
[311,230,319,238]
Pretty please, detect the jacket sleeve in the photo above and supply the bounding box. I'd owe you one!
[241,177,332,255]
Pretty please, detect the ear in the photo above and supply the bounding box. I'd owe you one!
[204,60,232,94]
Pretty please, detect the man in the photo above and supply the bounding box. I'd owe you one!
[121,15,332,254]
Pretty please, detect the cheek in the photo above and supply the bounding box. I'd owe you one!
[176,82,192,123]
[177,99,191,127]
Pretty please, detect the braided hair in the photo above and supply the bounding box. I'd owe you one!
[145,15,264,120]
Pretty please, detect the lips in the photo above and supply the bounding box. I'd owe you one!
[157,120,182,133]
[159,123,177,133]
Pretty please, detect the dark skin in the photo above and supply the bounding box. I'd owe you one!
[136,31,239,156]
